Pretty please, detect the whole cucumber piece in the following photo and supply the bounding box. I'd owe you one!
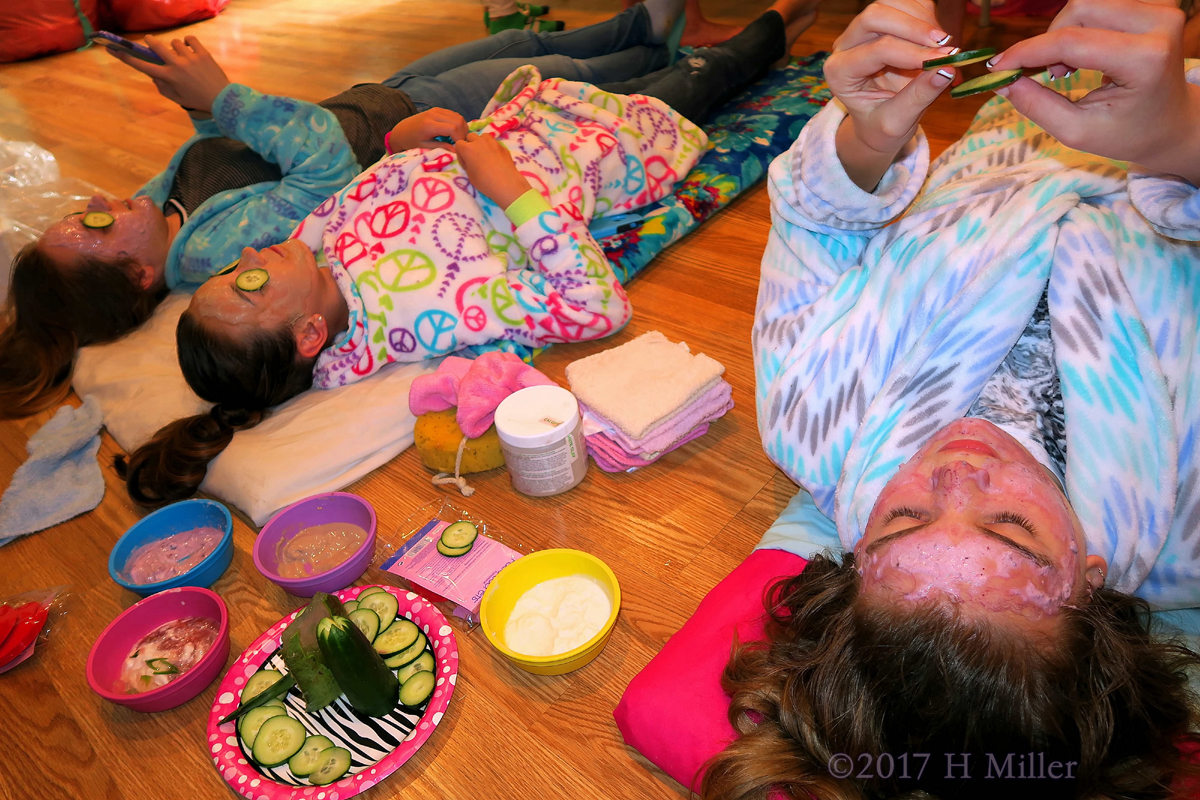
[281,630,341,712]
[317,616,399,718]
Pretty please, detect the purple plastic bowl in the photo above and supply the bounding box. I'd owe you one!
[253,492,377,597]
[86,587,230,713]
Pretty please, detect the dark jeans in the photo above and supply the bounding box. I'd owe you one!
[384,5,670,119]
[596,11,786,126]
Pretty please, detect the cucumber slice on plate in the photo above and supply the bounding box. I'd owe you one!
[81,211,114,229]
[348,608,381,642]
[923,47,996,70]
[341,599,360,614]
[399,671,435,708]
[373,618,419,656]
[236,268,269,291]
[396,651,435,684]
[252,714,307,768]
[242,669,285,704]
[219,672,296,724]
[950,69,1022,98]
[288,735,335,777]
[357,586,386,599]
[309,747,352,786]
[437,540,472,558]
[238,705,288,750]
[357,590,398,633]
[440,521,478,549]
[383,632,427,669]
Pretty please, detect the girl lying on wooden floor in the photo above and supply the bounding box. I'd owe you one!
[117,0,819,507]
[705,0,1200,796]
[1,0,811,419]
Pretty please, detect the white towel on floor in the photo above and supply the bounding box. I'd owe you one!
[564,331,726,440]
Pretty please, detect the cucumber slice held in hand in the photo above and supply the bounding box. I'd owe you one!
[923,47,996,70]
[81,211,115,229]
[950,69,1023,99]
[236,268,269,291]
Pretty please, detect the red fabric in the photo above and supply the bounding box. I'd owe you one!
[0,0,100,63]
[614,548,807,792]
[105,0,228,33]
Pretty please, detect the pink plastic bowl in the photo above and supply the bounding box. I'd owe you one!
[86,587,230,713]
[253,492,377,597]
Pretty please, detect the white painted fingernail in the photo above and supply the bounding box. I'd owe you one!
[986,55,1000,68]
[946,46,960,55]
[934,68,954,85]
[933,31,951,45]
[1062,69,1073,79]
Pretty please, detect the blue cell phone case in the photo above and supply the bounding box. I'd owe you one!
[91,32,165,65]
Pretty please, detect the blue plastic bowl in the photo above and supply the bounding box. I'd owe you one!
[108,500,234,596]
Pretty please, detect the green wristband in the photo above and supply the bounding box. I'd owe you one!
[505,189,551,227]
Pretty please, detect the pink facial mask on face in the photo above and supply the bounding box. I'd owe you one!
[42,197,159,262]
[857,531,1075,618]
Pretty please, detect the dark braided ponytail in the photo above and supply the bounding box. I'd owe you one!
[117,308,315,506]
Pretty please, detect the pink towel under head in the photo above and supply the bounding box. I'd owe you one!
[407,352,556,439]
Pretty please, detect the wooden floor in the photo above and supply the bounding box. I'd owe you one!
[0,2,1051,799]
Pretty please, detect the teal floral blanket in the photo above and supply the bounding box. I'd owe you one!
[599,51,831,282]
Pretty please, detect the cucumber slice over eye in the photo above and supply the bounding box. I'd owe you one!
[215,259,239,276]
[950,69,1023,99]
[288,735,335,777]
[236,268,269,291]
[308,747,352,786]
[439,521,478,549]
[81,211,115,229]
[923,47,996,70]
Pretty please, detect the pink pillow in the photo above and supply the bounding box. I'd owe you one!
[614,548,807,792]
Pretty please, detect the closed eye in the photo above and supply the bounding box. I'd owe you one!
[881,506,926,525]
[990,511,1039,539]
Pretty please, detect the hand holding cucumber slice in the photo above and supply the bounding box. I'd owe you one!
[923,47,995,70]
[950,69,1022,99]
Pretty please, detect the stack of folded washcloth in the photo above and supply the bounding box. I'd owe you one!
[564,331,734,472]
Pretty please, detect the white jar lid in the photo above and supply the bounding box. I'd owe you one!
[494,385,580,448]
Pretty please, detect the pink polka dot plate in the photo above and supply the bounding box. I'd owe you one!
[206,585,458,799]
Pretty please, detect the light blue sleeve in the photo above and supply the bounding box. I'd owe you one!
[211,83,361,221]
[754,488,842,560]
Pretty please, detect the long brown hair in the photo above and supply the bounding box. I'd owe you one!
[701,554,1200,800]
[116,309,314,506]
[0,242,165,418]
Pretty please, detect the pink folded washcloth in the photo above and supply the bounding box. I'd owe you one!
[585,424,711,472]
[408,352,555,438]
[583,380,733,455]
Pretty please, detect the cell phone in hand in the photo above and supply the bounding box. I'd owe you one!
[91,32,165,65]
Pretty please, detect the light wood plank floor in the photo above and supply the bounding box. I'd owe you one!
[0,2,1050,798]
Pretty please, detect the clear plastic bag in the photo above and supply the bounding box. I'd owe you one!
[0,138,111,306]
[0,586,70,675]
[370,498,535,631]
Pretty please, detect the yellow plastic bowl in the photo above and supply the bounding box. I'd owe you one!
[479,548,621,676]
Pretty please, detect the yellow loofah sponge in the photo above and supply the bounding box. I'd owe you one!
[413,409,505,474]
